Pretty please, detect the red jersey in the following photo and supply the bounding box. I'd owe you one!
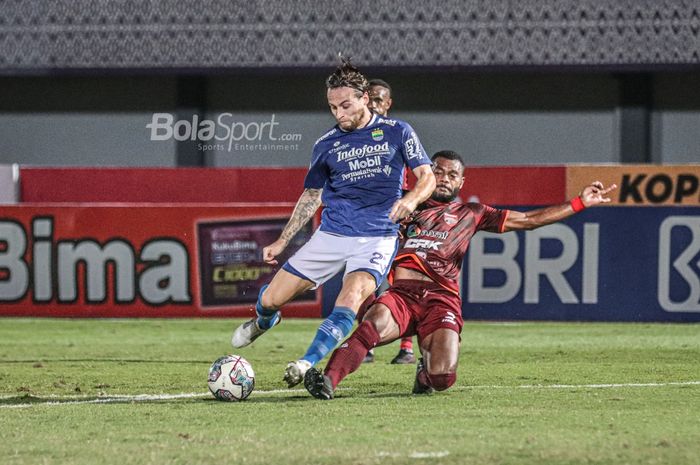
[391,198,510,295]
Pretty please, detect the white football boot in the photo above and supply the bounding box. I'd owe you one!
[231,312,280,348]
[283,360,312,388]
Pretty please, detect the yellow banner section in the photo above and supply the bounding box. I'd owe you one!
[566,165,700,206]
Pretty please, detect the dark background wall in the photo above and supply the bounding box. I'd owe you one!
[1,72,698,167]
[0,0,698,167]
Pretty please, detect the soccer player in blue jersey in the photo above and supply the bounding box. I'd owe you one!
[231,58,436,387]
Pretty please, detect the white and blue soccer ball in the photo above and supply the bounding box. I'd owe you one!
[207,355,255,401]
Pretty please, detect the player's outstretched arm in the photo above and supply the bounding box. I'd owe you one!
[503,181,617,232]
[263,188,323,264]
[389,165,436,222]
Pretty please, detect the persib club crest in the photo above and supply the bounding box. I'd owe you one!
[371,129,384,141]
[443,213,458,225]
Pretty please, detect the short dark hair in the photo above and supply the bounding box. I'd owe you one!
[326,55,369,97]
[368,79,392,94]
[431,150,464,166]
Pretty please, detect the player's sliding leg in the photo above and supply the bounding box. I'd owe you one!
[231,269,314,348]
[391,336,416,364]
[412,328,460,394]
[356,294,376,363]
[285,271,377,387]
[305,302,402,399]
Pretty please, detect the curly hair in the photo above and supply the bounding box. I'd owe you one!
[326,55,369,97]
[432,150,465,166]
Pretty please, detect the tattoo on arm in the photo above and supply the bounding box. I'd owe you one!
[279,188,322,244]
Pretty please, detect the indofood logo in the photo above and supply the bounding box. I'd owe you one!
[336,142,390,162]
[146,113,302,152]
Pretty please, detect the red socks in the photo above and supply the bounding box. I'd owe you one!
[324,320,380,389]
[426,372,456,391]
[324,320,457,392]
[416,366,457,391]
[399,337,413,351]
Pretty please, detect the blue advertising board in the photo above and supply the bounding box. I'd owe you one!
[462,207,700,322]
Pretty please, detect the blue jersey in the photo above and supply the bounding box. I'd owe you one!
[304,114,432,237]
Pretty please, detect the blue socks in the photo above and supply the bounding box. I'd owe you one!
[254,286,356,367]
[255,285,280,330]
[302,306,356,366]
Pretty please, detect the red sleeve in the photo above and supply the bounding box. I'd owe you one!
[475,204,510,233]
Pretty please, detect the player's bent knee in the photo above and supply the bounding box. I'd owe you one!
[260,289,279,310]
[427,372,456,391]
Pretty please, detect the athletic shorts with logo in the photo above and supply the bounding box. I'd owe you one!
[283,230,398,290]
[372,279,463,342]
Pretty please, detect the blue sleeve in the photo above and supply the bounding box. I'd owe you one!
[400,122,432,170]
[303,142,329,189]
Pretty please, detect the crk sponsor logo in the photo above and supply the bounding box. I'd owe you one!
[658,216,700,312]
[336,142,390,162]
[619,173,700,204]
[0,217,191,305]
[405,238,442,250]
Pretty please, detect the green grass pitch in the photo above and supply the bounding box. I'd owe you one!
[1,318,699,465]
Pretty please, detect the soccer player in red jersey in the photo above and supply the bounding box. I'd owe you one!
[304,150,617,399]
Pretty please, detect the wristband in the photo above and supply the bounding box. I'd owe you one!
[570,196,586,213]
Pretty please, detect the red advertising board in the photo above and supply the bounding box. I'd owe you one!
[21,166,567,206]
[20,168,307,203]
[0,204,321,318]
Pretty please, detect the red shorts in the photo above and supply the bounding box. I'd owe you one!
[372,280,463,343]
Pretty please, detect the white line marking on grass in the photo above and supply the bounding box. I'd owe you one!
[522,381,700,389]
[2,381,698,408]
[0,392,211,409]
[378,451,450,459]
[409,451,450,458]
[457,381,700,390]
[0,388,308,409]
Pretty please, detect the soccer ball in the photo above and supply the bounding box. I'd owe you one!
[207,355,255,401]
